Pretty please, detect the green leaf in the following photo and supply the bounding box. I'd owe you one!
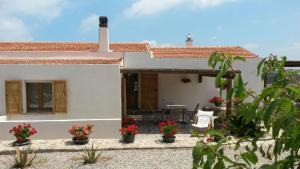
[272,119,281,138]
[251,139,258,152]
[266,145,272,160]
[263,101,277,129]
[241,152,258,165]
[257,57,267,77]
[213,160,225,169]
[259,87,277,100]
[259,164,276,169]
[233,56,245,62]
[205,130,225,139]
[259,145,266,157]
[286,86,300,96]
[233,73,246,100]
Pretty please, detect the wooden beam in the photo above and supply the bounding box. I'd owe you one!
[226,79,233,116]
[285,61,300,67]
[121,69,240,79]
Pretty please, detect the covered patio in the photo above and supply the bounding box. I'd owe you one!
[121,68,240,133]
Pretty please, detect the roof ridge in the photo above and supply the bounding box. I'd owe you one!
[151,46,241,49]
[235,45,259,57]
[0,41,148,44]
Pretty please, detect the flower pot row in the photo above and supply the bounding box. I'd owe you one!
[9,119,179,146]
[119,118,179,144]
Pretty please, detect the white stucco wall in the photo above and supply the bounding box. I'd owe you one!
[159,74,219,110]
[0,64,121,140]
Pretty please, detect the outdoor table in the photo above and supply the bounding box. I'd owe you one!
[161,105,188,123]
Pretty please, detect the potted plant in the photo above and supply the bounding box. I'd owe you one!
[209,96,224,107]
[119,125,138,143]
[69,124,93,145]
[159,120,178,143]
[122,117,136,126]
[9,123,37,146]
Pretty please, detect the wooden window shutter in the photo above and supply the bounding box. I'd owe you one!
[6,81,22,114]
[53,80,67,113]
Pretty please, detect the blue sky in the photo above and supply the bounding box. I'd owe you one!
[0,0,299,59]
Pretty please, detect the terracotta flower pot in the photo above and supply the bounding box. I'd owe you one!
[162,135,176,143]
[122,134,135,143]
[72,136,89,145]
[13,137,31,146]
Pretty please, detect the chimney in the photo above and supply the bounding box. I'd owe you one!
[98,16,110,52]
[185,33,193,48]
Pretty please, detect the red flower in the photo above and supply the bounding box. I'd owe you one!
[122,117,136,127]
[209,96,223,104]
[120,125,138,136]
[159,120,178,137]
[68,124,94,138]
[9,123,37,140]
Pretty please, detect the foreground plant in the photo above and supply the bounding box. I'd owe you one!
[119,124,138,143]
[159,120,178,143]
[193,53,300,169]
[81,144,102,164]
[122,117,136,126]
[10,123,37,145]
[69,124,94,145]
[11,145,37,168]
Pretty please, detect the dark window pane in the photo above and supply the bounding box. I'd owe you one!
[26,83,52,112]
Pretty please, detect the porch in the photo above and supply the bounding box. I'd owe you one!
[121,68,239,131]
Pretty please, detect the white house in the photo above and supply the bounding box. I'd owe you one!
[0,16,263,140]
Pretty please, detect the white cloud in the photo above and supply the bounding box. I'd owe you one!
[80,14,98,34]
[125,0,237,17]
[0,17,32,41]
[0,0,69,41]
[125,0,181,17]
[191,0,236,8]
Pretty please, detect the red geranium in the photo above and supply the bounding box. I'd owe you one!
[9,123,37,140]
[69,124,93,139]
[122,117,136,126]
[209,96,223,104]
[159,120,178,137]
[119,125,138,136]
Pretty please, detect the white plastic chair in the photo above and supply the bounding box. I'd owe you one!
[192,110,218,130]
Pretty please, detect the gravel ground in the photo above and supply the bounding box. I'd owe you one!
[0,149,193,169]
[0,147,289,169]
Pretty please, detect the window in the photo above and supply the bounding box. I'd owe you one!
[26,83,53,112]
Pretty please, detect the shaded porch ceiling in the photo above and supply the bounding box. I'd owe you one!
[121,68,241,79]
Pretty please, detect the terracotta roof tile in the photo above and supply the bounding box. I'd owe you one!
[151,46,257,58]
[0,42,149,52]
[0,58,122,64]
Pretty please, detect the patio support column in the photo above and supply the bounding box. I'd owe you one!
[226,79,232,116]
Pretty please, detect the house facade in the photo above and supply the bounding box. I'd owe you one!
[0,17,263,140]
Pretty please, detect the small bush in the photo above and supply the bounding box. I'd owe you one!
[226,115,263,138]
[81,144,102,164]
[11,145,37,168]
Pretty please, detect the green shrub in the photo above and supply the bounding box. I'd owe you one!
[81,144,102,164]
[11,145,37,168]
[193,54,300,169]
[226,115,263,138]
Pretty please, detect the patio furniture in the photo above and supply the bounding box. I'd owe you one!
[192,110,218,131]
[161,104,188,123]
[202,106,226,116]
[189,103,200,123]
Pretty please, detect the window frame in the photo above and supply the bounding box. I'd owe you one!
[24,80,54,114]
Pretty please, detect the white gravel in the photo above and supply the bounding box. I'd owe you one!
[0,149,193,169]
